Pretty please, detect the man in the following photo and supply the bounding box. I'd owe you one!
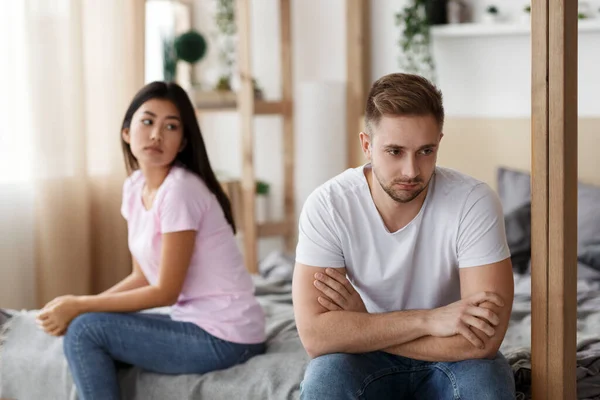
[293,73,515,399]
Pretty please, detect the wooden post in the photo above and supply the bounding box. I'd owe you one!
[531,0,578,398]
[236,0,258,274]
[547,0,578,397]
[280,0,296,252]
[346,0,370,168]
[531,0,549,395]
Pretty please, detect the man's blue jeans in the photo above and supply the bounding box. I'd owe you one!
[300,351,515,399]
[63,312,265,400]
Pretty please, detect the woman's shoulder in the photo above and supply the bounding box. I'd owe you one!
[123,170,144,193]
[167,165,209,191]
[160,165,214,205]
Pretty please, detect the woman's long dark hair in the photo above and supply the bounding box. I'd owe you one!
[121,81,236,233]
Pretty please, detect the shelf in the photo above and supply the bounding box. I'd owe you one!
[195,100,288,115]
[257,221,290,237]
[431,20,600,38]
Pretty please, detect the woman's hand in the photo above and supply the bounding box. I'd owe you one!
[36,295,82,336]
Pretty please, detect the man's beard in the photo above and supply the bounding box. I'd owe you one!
[373,168,434,204]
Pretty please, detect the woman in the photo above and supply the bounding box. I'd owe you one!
[35,81,266,400]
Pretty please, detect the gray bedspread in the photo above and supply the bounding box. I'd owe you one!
[3,273,600,399]
[501,274,600,400]
[0,276,309,400]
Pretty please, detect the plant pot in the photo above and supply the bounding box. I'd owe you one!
[194,90,237,108]
[426,0,448,25]
[255,194,269,224]
[482,13,499,24]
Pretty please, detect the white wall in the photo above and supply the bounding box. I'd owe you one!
[432,22,600,117]
[370,0,408,83]
[370,0,600,117]
[191,0,347,259]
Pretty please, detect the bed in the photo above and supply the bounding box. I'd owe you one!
[2,167,600,399]
[3,270,600,400]
[0,275,309,400]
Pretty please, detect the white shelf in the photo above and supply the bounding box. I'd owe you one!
[431,20,600,38]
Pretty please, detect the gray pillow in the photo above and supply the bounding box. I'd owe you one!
[497,167,532,214]
[497,166,600,272]
[504,202,532,274]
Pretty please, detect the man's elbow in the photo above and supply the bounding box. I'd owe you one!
[297,322,333,359]
[482,340,503,359]
[304,344,327,359]
[472,339,502,360]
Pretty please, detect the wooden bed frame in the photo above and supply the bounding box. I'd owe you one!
[346,0,582,398]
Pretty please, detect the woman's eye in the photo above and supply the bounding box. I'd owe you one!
[142,119,152,126]
[166,124,178,131]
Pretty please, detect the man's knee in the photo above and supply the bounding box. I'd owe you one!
[451,354,516,399]
[301,353,361,399]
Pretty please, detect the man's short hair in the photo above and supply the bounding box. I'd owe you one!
[365,73,444,134]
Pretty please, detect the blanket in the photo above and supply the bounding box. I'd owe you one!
[4,274,600,399]
[0,276,309,400]
[501,274,600,399]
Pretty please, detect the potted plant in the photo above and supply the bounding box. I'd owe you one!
[214,0,236,92]
[174,30,208,88]
[520,4,531,25]
[255,180,270,224]
[395,0,435,82]
[482,5,500,24]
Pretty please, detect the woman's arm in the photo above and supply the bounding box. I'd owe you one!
[98,258,149,295]
[77,230,196,313]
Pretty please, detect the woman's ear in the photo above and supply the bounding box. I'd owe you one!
[122,128,131,144]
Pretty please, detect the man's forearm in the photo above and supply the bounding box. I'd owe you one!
[384,333,491,362]
[384,304,502,362]
[301,309,430,358]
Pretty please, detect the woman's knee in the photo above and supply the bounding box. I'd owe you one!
[63,313,110,353]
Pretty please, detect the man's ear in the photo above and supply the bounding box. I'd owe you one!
[359,131,372,161]
[122,128,131,144]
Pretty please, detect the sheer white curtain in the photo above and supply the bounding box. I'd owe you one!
[0,0,145,309]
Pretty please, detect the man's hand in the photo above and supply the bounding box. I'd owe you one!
[315,269,505,350]
[313,268,367,313]
[425,291,504,349]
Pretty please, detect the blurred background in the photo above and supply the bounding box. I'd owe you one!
[1,0,599,314]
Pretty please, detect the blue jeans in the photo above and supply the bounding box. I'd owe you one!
[63,312,265,400]
[300,351,515,400]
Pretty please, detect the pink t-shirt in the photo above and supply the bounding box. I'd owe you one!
[121,164,266,344]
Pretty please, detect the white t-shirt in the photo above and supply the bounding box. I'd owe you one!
[295,164,511,313]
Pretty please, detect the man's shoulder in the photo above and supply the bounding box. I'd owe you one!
[430,167,499,214]
[434,166,486,190]
[308,165,366,203]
